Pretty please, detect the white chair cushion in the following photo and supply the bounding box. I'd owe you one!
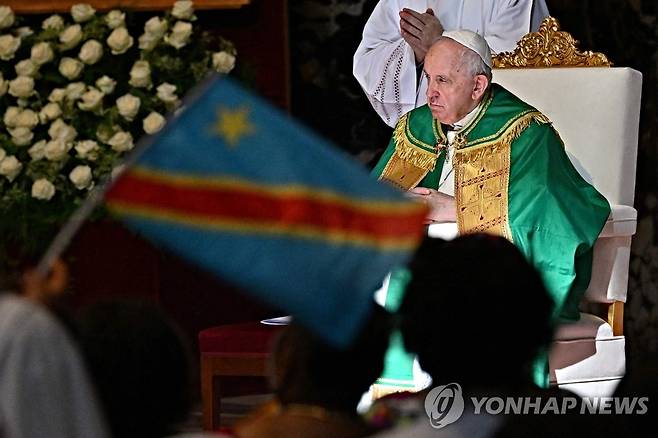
[550,313,625,391]
[554,312,614,341]
[549,335,625,386]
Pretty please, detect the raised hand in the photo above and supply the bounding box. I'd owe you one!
[399,8,444,64]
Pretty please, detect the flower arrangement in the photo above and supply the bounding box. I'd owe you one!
[0,1,236,268]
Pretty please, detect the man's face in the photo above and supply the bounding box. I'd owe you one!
[424,40,480,124]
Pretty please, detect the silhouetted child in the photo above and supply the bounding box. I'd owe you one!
[232,302,393,438]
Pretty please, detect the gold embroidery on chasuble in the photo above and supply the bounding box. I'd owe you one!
[454,111,549,240]
[379,113,441,191]
[454,141,512,239]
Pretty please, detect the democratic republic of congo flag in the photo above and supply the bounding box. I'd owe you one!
[104,75,427,347]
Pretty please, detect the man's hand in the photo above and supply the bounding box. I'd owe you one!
[21,257,69,304]
[399,8,444,64]
[407,187,456,222]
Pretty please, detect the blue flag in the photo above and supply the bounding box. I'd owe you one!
[106,75,426,347]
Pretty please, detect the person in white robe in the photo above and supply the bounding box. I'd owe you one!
[353,0,549,127]
[0,293,110,438]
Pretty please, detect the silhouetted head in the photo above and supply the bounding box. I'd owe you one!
[271,303,393,412]
[76,299,192,438]
[400,234,554,387]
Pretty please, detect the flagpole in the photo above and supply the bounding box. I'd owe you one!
[36,74,222,277]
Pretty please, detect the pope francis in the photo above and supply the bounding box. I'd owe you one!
[371,30,610,391]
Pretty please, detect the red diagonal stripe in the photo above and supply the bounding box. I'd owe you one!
[107,173,425,239]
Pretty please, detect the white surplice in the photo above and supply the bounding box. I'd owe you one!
[353,0,549,127]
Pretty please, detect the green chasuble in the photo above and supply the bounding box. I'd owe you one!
[372,84,611,389]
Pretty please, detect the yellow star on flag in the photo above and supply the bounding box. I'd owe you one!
[213,105,256,147]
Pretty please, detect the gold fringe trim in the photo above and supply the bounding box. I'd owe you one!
[393,113,438,171]
[454,112,548,165]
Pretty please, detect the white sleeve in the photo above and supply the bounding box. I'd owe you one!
[484,0,550,54]
[530,0,550,31]
[2,308,110,438]
[353,0,423,127]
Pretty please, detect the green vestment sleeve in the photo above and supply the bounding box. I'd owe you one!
[507,121,610,320]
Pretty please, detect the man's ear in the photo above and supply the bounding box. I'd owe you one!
[472,74,489,100]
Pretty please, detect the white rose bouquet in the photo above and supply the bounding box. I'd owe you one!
[0,2,237,267]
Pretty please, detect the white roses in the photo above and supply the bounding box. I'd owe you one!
[59,57,84,80]
[71,4,95,23]
[48,119,77,143]
[75,140,100,160]
[0,2,236,211]
[129,60,151,88]
[139,16,168,51]
[8,76,34,98]
[0,155,23,182]
[213,51,236,74]
[13,109,39,129]
[156,82,178,105]
[3,107,19,127]
[105,10,126,29]
[39,103,62,124]
[116,94,141,121]
[0,34,20,60]
[0,73,6,96]
[107,27,134,55]
[65,82,87,101]
[28,140,47,161]
[96,76,117,94]
[31,42,55,65]
[48,88,66,103]
[44,139,69,161]
[59,24,83,50]
[172,1,195,20]
[0,6,15,29]
[69,165,93,189]
[145,16,168,37]
[32,178,56,201]
[143,112,166,134]
[15,60,39,77]
[79,39,103,64]
[42,15,64,31]
[78,88,104,111]
[108,131,134,152]
[165,21,192,49]
[8,127,33,146]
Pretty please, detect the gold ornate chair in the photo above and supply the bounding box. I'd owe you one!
[483,17,641,397]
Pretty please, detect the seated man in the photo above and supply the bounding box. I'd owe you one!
[371,30,610,388]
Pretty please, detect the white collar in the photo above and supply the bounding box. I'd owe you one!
[453,99,484,131]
